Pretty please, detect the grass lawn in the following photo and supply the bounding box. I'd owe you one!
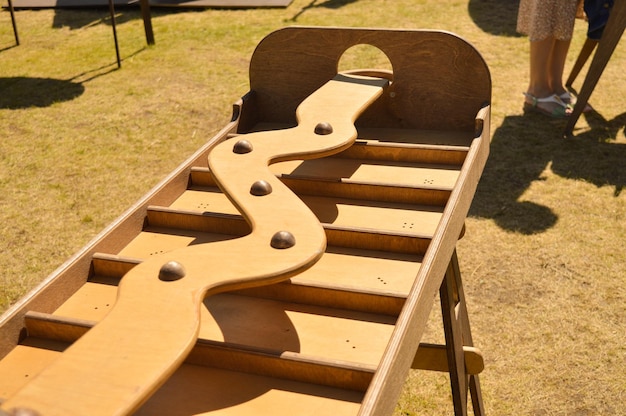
[1,0,625,414]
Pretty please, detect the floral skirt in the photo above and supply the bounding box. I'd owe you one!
[517,0,579,41]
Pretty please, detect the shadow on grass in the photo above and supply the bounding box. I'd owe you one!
[289,0,359,21]
[470,111,626,234]
[51,7,145,30]
[0,77,85,109]
[0,45,147,109]
[0,43,20,53]
[468,0,522,37]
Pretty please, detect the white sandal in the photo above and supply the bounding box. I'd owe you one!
[559,92,593,113]
[523,93,570,118]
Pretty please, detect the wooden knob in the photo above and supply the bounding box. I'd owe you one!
[158,261,186,281]
[270,231,296,249]
[250,180,273,196]
[314,122,333,135]
[232,139,253,154]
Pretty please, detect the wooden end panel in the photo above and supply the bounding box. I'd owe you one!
[249,28,490,131]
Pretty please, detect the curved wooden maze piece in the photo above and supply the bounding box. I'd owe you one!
[0,74,388,416]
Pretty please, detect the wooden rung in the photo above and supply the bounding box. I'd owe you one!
[298,195,443,237]
[87,245,418,316]
[189,166,217,187]
[94,245,421,293]
[235,280,406,316]
[230,127,473,160]
[337,140,468,165]
[280,176,451,206]
[271,159,460,191]
[91,252,141,280]
[188,339,376,392]
[412,343,484,376]
[22,311,379,391]
[46,287,398,368]
[87,259,411,317]
[116,227,241,259]
[0,343,365,416]
[187,174,452,208]
[356,127,475,148]
[325,225,431,254]
[172,188,445,233]
[145,206,251,236]
[25,311,93,344]
[145,204,435,254]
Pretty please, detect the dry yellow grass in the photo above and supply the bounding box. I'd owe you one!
[1,0,625,414]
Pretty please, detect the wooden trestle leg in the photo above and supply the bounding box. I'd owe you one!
[440,249,485,416]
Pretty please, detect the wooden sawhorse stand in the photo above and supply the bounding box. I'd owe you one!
[440,249,485,416]
[413,249,485,416]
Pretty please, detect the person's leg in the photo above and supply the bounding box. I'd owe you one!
[548,38,572,96]
[527,36,555,98]
[550,37,593,112]
[524,36,571,117]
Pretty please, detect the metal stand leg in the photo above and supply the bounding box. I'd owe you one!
[107,0,121,68]
[7,0,19,45]
[139,0,154,45]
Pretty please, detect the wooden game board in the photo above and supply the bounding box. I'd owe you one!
[0,26,491,416]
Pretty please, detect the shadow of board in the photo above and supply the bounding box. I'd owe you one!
[468,0,522,37]
[51,7,145,31]
[0,77,85,109]
[289,0,359,21]
[469,112,626,234]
